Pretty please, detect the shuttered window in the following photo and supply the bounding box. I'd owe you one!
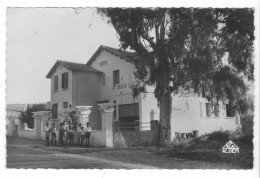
[52,103,58,119]
[113,70,120,88]
[62,72,68,89]
[54,75,58,91]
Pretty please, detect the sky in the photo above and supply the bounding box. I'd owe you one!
[6,8,121,104]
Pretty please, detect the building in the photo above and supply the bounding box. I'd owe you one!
[46,45,241,139]
[6,104,27,136]
[46,60,102,128]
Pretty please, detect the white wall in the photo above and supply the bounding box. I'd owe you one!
[171,95,238,138]
[91,50,137,102]
[90,50,139,119]
[139,92,159,130]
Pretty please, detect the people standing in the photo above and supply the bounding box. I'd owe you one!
[44,122,51,146]
[51,123,57,146]
[84,122,92,147]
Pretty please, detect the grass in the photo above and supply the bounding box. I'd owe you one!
[158,130,254,169]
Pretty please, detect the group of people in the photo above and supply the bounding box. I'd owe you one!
[44,121,92,147]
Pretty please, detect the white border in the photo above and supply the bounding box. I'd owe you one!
[1,1,259,178]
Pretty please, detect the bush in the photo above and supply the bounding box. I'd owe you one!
[207,130,231,141]
[113,132,128,148]
[235,134,253,147]
[240,113,254,135]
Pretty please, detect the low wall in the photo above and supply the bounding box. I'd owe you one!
[18,130,36,140]
[198,117,238,135]
[113,120,159,147]
[90,130,105,147]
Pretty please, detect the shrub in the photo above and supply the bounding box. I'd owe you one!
[207,130,230,141]
[172,138,193,149]
[235,134,253,147]
[113,132,128,148]
[240,113,254,135]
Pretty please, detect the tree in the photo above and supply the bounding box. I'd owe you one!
[20,103,49,129]
[98,8,254,146]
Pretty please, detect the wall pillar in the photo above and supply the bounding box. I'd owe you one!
[98,103,115,148]
[32,111,52,140]
[75,106,92,126]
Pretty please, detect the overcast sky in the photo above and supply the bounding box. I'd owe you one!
[6,8,120,104]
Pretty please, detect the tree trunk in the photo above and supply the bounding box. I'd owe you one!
[159,91,172,147]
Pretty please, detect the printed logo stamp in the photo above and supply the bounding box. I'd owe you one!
[222,140,239,153]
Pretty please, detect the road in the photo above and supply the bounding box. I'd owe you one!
[6,137,158,169]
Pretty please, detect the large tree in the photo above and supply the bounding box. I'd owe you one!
[98,8,254,146]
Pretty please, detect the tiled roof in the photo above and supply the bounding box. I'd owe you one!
[86,45,138,66]
[46,60,102,78]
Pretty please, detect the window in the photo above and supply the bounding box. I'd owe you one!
[62,72,68,89]
[206,103,212,117]
[54,75,58,91]
[63,102,68,109]
[226,104,235,117]
[214,104,220,117]
[52,103,58,119]
[113,70,120,87]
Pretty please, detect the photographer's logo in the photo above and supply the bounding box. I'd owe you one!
[222,140,239,153]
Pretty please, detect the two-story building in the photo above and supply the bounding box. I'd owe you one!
[46,45,241,138]
[46,60,103,128]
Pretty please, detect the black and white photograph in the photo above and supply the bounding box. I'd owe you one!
[1,0,259,177]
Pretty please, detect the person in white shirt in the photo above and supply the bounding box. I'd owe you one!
[64,120,71,145]
[84,122,92,147]
[77,123,82,146]
[50,123,57,146]
[44,122,51,146]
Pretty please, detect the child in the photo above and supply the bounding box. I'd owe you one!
[77,123,82,146]
[44,122,51,146]
[58,123,65,146]
[84,122,92,147]
[68,125,75,146]
[51,123,57,146]
[80,126,85,147]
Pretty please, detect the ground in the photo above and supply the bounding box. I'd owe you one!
[6,137,242,169]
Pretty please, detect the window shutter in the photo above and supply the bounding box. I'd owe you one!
[65,72,68,89]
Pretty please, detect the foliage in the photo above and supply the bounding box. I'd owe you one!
[207,130,231,141]
[20,103,49,129]
[98,8,254,145]
[240,113,254,135]
[113,132,128,148]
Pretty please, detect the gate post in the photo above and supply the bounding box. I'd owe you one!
[98,103,115,148]
[32,111,52,140]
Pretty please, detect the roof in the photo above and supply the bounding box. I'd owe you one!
[46,60,102,78]
[86,45,137,66]
[6,104,27,112]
